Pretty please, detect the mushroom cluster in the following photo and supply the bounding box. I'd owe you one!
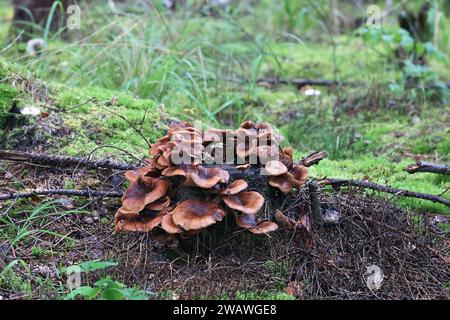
[115,121,309,237]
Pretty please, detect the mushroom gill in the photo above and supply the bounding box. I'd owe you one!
[189,165,230,188]
[114,208,164,233]
[121,177,169,213]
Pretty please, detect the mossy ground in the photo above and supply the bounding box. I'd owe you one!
[0,0,449,300]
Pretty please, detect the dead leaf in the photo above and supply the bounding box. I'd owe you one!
[285,281,303,298]
[300,215,312,233]
[275,209,296,230]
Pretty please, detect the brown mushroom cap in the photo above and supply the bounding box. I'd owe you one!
[236,138,258,159]
[268,174,293,194]
[280,147,294,168]
[257,145,279,163]
[172,199,226,231]
[114,208,164,233]
[162,165,198,187]
[264,160,288,176]
[236,121,258,137]
[161,214,184,234]
[146,196,171,211]
[203,128,234,143]
[236,213,257,229]
[162,164,197,177]
[282,147,293,157]
[157,153,170,168]
[171,130,203,144]
[124,165,160,182]
[168,141,203,165]
[167,121,199,135]
[220,179,248,195]
[189,165,230,188]
[122,177,169,213]
[249,221,279,234]
[221,191,264,214]
[149,135,169,156]
[239,121,273,139]
[290,165,308,187]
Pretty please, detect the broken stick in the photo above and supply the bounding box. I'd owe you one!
[321,178,450,207]
[0,189,123,201]
[300,151,328,167]
[0,150,138,171]
[404,161,450,175]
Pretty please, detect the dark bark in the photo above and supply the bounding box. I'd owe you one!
[300,151,328,167]
[404,161,450,175]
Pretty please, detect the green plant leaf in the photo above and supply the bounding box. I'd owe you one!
[122,288,151,300]
[102,288,126,300]
[95,277,124,290]
[65,286,101,300]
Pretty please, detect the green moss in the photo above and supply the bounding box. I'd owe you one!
[0,83,18,111]
[0,59,11,79]
[0,83,19,127]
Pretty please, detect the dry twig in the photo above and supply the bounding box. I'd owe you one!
[0,189,123,201]
[0,150,138,171]
[404,161,450,175]
[321,178,450,207]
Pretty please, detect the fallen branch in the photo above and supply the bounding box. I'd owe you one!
[404,161,450,175]
[0,150,138,171]
[300,151,328,167]
[0,189,123,201]
[321,179,450,207]
[256,78,450,90]
[257,77,359,88]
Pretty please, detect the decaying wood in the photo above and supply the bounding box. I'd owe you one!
[0,150,138,171]
[300,151,328,167]
[308,181,323,228]
[0,189,123,201]
[404,161,450,175]
[321,178,450,207]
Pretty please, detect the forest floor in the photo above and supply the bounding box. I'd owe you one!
[0,1,449,299]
